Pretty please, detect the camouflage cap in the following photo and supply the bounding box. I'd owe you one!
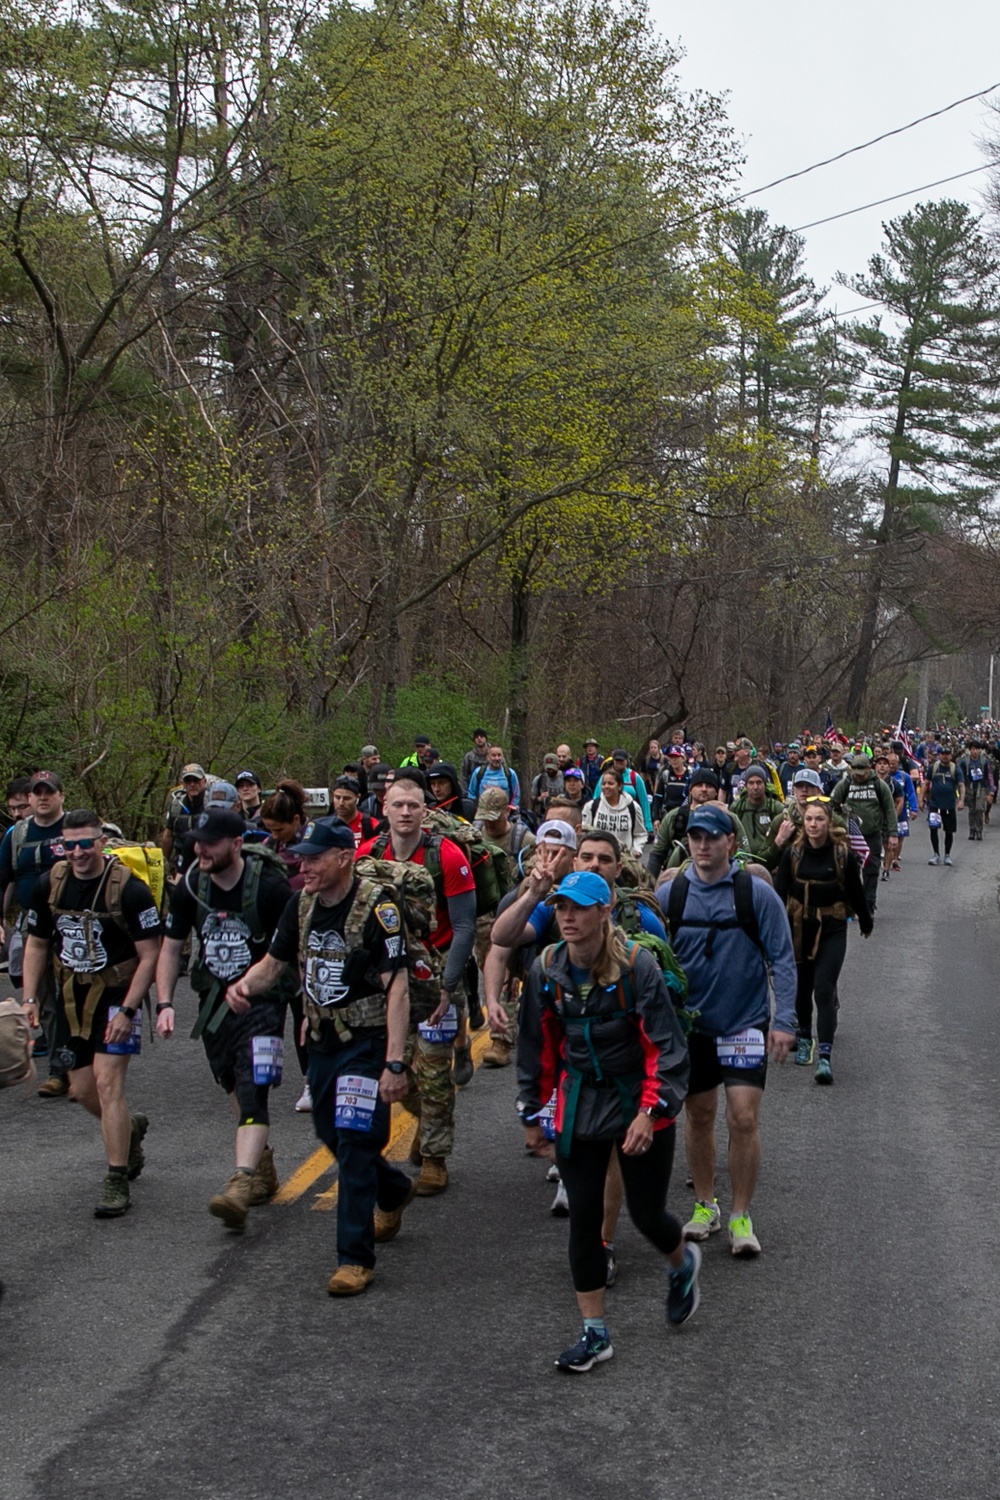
[476,786,510,819]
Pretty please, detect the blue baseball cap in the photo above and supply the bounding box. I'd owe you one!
[545,871,612,908]
[286,816,356,855]
[686,805,733,839]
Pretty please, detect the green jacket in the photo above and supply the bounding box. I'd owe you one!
[830,771,897,840]
[730,791,785,859]
[652,801,751,872]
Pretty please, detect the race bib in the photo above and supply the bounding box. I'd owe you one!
[418,1004,459,1045]
[535,1089,557,1141]
[928,811,942,828]
[105,1005,142,1055]
[251,1035,283,1086]
[716,1027,765,1069]
[335,1073,378,1131]
[897,819,909,836]
[971,768,983,782]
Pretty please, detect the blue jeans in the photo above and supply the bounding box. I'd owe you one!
[308,1032,412,1269]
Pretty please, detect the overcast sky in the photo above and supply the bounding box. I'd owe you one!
[649,0,1000,312]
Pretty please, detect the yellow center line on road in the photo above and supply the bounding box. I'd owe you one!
[306,1025,498,1212]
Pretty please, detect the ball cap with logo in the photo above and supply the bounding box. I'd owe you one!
[30,771,63,792]
[193,810,246,842]
[544,870,611,907]
[686,805,734,838]
[287,815,356,856]
[181,763,207,780]
[793,768,824,788]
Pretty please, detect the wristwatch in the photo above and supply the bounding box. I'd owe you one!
[640,1105,657,1119]
[384,1060,406,1075]
[155,1002,174,1015]
[119,1005,138,1021]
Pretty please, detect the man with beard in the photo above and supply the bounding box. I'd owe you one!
[155,810,293,1232]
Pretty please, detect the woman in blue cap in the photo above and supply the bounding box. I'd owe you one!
[516,870,697,1372]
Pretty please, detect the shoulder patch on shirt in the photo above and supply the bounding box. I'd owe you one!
[138,906,160,930]
[374,903,400,933]
[459,865,469,878]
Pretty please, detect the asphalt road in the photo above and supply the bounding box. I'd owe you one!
[3,827,1000,1500]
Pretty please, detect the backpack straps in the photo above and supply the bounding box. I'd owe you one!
[667,868,765,960]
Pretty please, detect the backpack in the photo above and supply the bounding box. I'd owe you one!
[8,818,64,877]
[49,856,136,941]
[102,837,166,909]
[665,868,766,962]
[611,889,698,1033]
[468,765,516,806]
[187,844,296,1036]
[414,810,512,918]
[354,848,444,1019]
[0,996,35,1090]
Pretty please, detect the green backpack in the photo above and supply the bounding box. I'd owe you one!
[418,808,512,917]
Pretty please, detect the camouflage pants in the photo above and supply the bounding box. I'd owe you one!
[474,914,520,1045]
[400,981,464,1159]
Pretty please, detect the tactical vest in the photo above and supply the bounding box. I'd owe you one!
[785,841,849,962]
[297,877,393,1044]
[49,858,140,1040]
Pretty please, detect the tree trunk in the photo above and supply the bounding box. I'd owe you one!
[509,573,530,805]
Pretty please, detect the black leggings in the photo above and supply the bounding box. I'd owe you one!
[795,927,846,1045]
[556,1126,682,1293]
[930,808,957,856]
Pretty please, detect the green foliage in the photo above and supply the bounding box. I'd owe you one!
[932,691,964,726]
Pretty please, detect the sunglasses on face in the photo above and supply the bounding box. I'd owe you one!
[64,837,100,850]
[804,796,831,805]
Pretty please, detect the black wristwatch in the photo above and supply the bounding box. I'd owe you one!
[119,1005,138,1021]
[156,1002,174,1015]
[384,1060,406,1075]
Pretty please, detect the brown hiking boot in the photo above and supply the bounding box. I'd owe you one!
[415,1156,448,1196]
[481,1037,512,1068]
[248,1145,279,1206]
[209,1170,254,1232]
[326,1264,374,1296]
[38,1076,69,1099]
[409,1132,423,1167]
[373,1177,418,1243]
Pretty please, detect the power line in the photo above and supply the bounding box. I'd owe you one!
[790,161,1000,232]
[736,81,1000,205]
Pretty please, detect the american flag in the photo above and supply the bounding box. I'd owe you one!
[897,712,913,757]
[823,710,838,744]
[848,817,870,867]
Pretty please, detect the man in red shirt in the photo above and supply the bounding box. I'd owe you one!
[356,773,476,1195]
[331,776,378,848]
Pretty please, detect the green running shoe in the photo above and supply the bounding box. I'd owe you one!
[682,1199,721,1241]
[815,1057,833,1085]
[794,1037,814,1066]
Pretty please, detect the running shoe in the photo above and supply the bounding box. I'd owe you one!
[891,859,901,871]
[815,1057,833,1085]
[728,1213,761,1257]
[880,870,889,882]
[794,1037,814,1066]
[666,1242,701,1326]
[550,1181,569,1216]
[546,1163,561,1183]
[928,855,940,865]
[944,856,953,866]
[682,1199,721,1241]
[555,1326,613,1373]
[604,1241,617,1288]
[294,1083,312,1113]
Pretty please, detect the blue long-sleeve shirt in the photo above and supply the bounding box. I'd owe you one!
[656,861,797,1037]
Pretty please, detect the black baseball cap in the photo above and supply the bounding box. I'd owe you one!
[192,810,245,842]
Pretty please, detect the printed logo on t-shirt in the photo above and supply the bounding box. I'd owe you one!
[138,906,159,930]
[304,928,349,1007]
[459,864,469,878]
[55,914,108,973]
[201,915,253,980]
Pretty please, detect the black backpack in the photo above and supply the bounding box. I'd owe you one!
[665,868,765,962]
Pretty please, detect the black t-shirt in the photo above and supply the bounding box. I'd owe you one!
[0,816,67,910]
[269,880,406,1009]
[28,863,162,978]
[165,861,292,982]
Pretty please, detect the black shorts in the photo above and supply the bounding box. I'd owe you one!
[687,1027,768,1095]
[201,999,286,1102]
[59,989,131,1072]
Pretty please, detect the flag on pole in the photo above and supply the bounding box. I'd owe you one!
[823,710,837,744]
[897,711,913,758]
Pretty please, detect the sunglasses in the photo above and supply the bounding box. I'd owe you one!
[64,837,100,850]
[804,796,831,805]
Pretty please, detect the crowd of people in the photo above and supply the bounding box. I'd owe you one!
[1,718,994,1361]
